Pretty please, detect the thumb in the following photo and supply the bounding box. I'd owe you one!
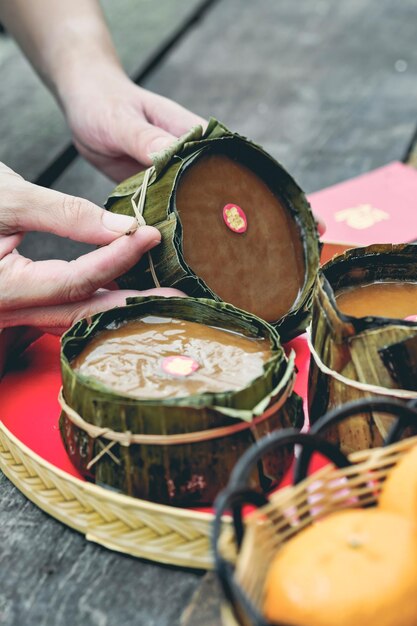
[3,178,141,245]
[122,120,176,168]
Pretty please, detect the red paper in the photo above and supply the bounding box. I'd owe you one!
[309,161,417,248]
[0,334,83,478]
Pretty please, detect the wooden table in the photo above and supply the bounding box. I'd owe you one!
[1,1,417,624]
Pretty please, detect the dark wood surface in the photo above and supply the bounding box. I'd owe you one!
[0,0,206,182]
[1,1,417,625]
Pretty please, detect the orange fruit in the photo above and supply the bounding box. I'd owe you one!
[264,509,417,626]
[379,444,417,520]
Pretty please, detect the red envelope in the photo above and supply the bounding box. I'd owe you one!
[309,162,417,261]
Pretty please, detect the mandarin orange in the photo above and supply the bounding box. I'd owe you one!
[264,509,417,626]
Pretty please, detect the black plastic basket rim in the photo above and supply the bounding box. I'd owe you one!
[213,396,417,626]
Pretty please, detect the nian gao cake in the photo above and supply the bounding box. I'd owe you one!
[71,317,273,400]
[336,281,417,319]
[105,119,320,341]
[60,297,303,506]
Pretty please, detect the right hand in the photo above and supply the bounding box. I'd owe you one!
[0,162,182,336]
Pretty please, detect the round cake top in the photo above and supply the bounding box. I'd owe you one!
[335,281,417,319]
[72,316,273,400]
[175,153,305,322]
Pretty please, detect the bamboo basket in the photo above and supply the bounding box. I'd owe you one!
[105,119,320,342]
[309,244,417,454]
[212,397,417,626]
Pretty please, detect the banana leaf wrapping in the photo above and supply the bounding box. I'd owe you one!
[60,297,303,506]
[308,244,417,454]
[380,334,417,391]
[105,119,320,342]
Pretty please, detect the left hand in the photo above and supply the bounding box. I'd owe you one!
[0,162,184,363]
[63,73,207,182]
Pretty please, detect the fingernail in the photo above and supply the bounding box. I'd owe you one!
[124,221,139,236]
[148,136,174,155]
[102,212,138,234]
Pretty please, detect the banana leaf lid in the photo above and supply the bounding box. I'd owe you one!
[105,119,320,341]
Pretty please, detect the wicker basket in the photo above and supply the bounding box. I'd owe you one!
[213,397,417,626]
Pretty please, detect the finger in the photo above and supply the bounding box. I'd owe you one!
[0,226,161,309]
[1,287,186,332]
[1,179,140,244]
[120,97,206,167]
[121,118,178,168]
[0,233,24,257]
[73,142,145,182]
[143,92,208,138]
[102,279,119,291]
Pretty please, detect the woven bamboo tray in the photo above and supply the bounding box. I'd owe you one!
[0,334,227,569]
[213,397,417,626]
[0,330,310,571]
[0,419,227,569]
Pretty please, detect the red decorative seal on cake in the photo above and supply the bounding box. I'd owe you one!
[222,204,247,233]
[161,355,200,377]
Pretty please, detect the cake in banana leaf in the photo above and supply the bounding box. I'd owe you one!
[309,244,417,454]
[60,296,303,506]
[105,119,320,341]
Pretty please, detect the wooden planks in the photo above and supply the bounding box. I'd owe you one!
[0,473,203,626]
[143,0,417,192]
[181,572,222,626]
[0,0,207,182]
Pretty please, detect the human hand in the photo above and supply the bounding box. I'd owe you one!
[0,162,182,336]
[61,71,207,182]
